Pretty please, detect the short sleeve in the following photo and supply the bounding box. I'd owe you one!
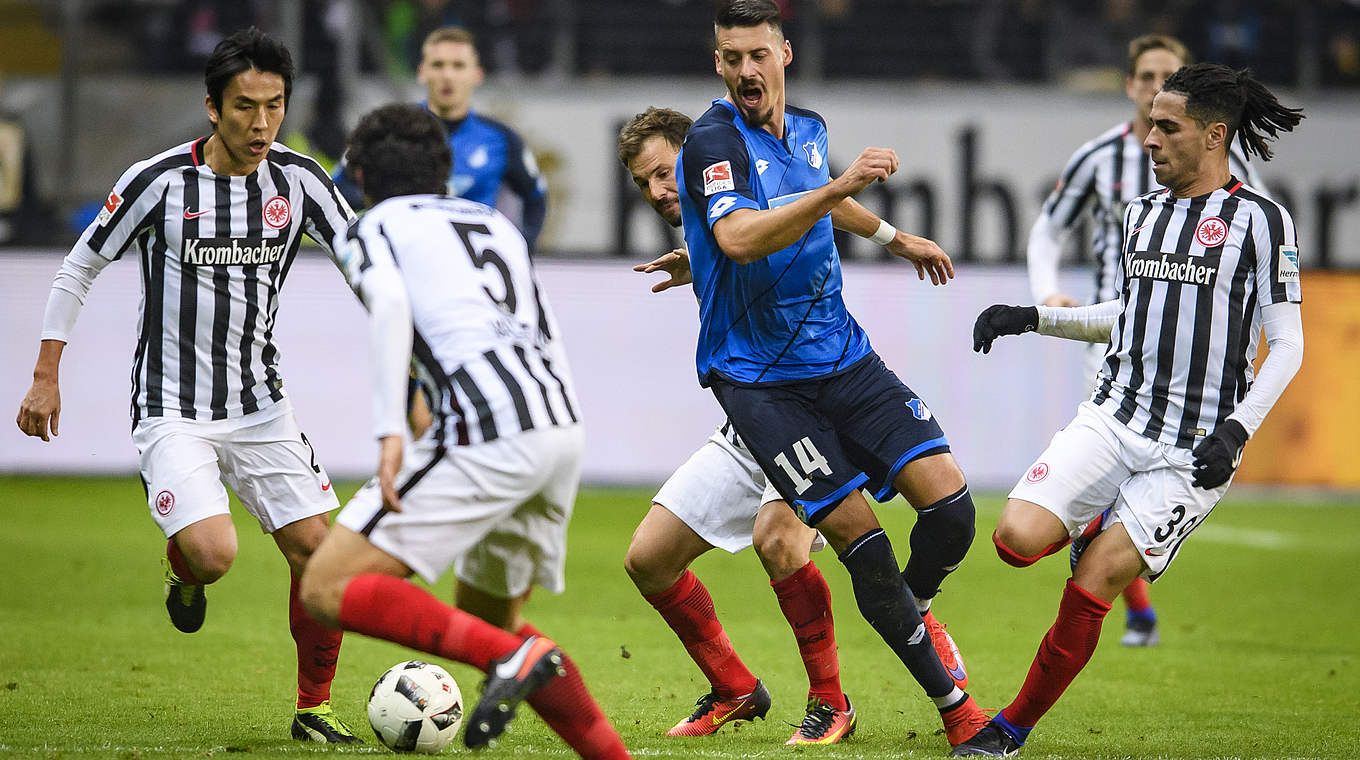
[680,120,759,230]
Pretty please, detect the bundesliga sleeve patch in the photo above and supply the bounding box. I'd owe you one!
[1277,245,1299,282]
[703,161,735,196]
[95,189,123,227]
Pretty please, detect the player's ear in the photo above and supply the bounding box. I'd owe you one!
[714,49,722,77]
[1204,121,1228,152]
[782,39,792,67]
[205,95,219,129]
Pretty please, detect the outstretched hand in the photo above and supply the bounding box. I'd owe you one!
[377,435,404,512]
[972,305,1040,354]
[633,248,692,293]
[885,233,954,286]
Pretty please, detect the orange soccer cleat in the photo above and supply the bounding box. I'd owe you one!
[665,680,771,737]
[923,610,968,690]
[786,696,857,745]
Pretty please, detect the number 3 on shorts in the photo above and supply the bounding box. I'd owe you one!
[773,437,833,495]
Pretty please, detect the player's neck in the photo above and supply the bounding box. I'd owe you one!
[202,134,264,176]
[1131,114,1152,143]
[429,102,470,122]
[1170,162,1231,199]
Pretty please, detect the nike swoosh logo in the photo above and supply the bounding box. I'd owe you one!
[1129,222,1153,235]
[1144,547,1164,557]
[495,639,538,680]
[321,482,331,491]
[183,208,208,219]
[712,698,748,725]
[948,665,967,681]
[793,615,821,629]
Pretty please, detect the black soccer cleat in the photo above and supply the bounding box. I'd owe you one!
[163,559,206,633]
[950,720,1024,757]
[464,635,566,749]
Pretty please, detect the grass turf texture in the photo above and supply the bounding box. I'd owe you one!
[0,476,1356,759]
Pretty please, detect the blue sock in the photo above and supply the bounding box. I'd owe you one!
[994,712,1033,745]
[1127,606,1158,625]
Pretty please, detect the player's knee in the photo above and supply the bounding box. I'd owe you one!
[993,528,1043,568]
[623,542,671,593]
[181,542,236,583]
[753,526,809,579]
[912,486,976,549]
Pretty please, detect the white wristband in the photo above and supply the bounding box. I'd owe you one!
[869,219,897,246]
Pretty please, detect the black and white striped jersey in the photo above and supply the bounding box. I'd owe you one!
[76,138,353,423]
[335,195,578,448]
[1038,122,1263,303]
[1092,177,1302,448]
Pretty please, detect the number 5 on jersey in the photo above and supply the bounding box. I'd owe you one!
[773,437,833,495]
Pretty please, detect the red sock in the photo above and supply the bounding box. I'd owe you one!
[338,574,521,670]
[516,623,631,760]
[643,570,757,699]
[771,561,846,710]
[166,538,205,585]
[1001,578,1112,728]
[289,574,342,709]
[1122,577,1151,612]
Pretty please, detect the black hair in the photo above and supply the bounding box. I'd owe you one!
[204,27,295,112]
[714,0,783,32]
[345,104,452,203]
[1162,63,1304,161]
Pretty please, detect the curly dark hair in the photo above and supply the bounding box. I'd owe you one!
[205,27,294,112]
[345,104,452,203]
[1162,63,1304,161]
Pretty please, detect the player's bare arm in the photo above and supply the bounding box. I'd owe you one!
[632,248,692,293]
[713,147,898,264]
[376,435,404,512]
[830,197,953,285]
[16,340,65,441]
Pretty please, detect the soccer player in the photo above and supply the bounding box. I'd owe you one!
[298,103,630,760]
[675,1,990,748]
[14,28,359,743]
[620,106,966,745]
[331,26,547,250]
[956,63,1304,757]
[1027,35,1267,647]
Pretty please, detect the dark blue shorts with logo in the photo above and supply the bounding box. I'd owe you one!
[708,352,949,525]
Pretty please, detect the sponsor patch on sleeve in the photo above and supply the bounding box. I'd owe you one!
[703,161,734,196]
[1277,244,1299,282]
[96,190,122,227]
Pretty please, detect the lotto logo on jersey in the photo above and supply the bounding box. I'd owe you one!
[263,196,291,229]
[703,161,735,196]
[1194,216,1228,248]
[96,190,123,226]
[1278,245,1299,282]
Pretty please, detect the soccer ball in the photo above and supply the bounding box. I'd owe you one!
[367,660,464,753]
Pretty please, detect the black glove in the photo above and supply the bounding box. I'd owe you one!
[1191,419,1249,489]
[973,305,1039,354]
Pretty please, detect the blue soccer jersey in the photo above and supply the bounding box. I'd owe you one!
[678,99,871,386]
[334,106,547,248]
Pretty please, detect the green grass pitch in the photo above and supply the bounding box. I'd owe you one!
[1,476,1357,759]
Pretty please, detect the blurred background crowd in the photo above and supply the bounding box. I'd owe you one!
[0,0,1357,252]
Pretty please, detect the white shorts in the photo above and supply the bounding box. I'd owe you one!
[655,425,825,554]
[1009,402,1230,580]
[132,398,338,538]
[337,425,584,596]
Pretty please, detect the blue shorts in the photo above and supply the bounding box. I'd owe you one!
[709,352,950,525]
